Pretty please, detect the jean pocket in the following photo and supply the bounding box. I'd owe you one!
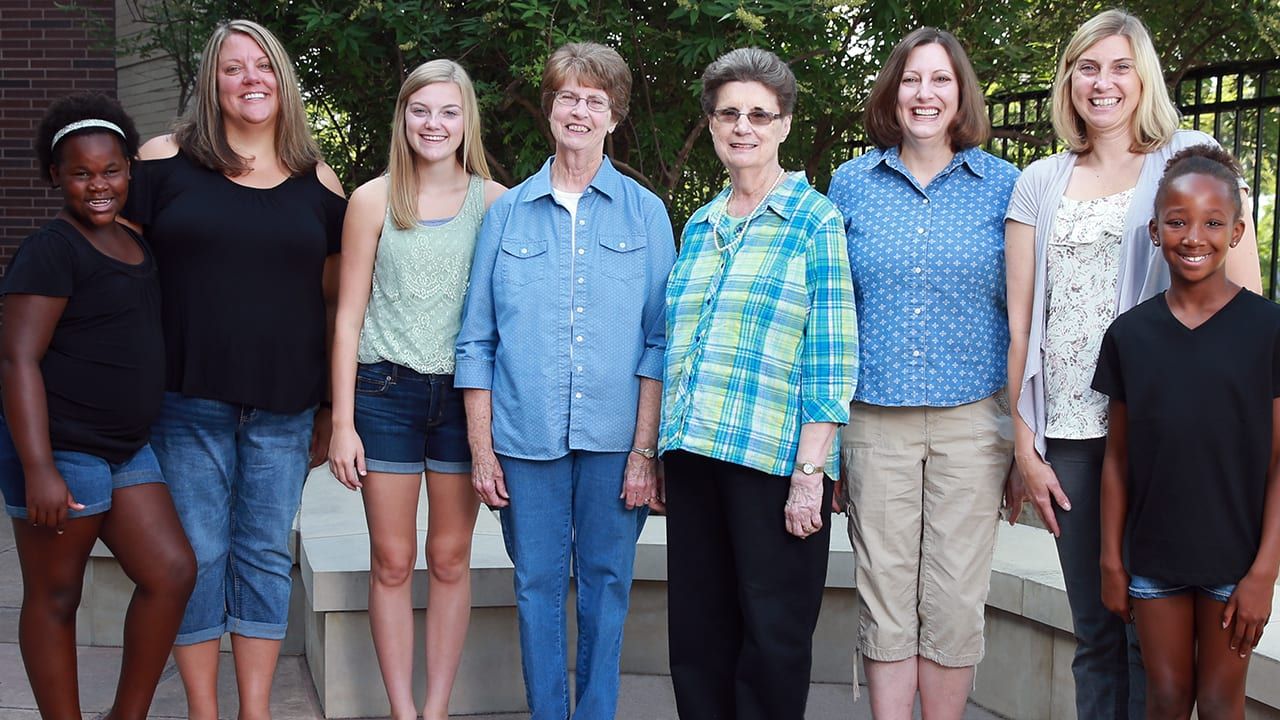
[355,367,393,395]
[599,234,647,280]
[500,238,548,286]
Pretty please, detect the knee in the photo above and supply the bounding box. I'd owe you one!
[27,578,84,622]
[1145,679,1194,719]
[426,537,471,585]
[141,545,197,597]
[370,548,416,588]
[1194,684,1245,720]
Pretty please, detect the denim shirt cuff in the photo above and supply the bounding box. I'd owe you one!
[635,348,665,381]
[453,359,494,390]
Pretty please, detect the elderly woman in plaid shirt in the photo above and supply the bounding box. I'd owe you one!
[658,47,857,720]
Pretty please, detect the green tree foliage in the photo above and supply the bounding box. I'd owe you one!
[118,0,1278,227]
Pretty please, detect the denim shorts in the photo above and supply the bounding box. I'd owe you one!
[0,416,164,519]
[353,361,471,475]
[1129,573,1236,604]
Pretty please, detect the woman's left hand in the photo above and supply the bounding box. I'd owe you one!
[620,452,658,510]
[310,406,333,469]
[785,472,824,538]
[1224,572,1275,657]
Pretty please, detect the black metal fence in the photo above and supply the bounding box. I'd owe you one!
[985,59,1280,299]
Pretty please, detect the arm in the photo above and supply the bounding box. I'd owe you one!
[1005,218,1070,535]
[1227,188,1263,295]
[326,179,385,488]
[1099,398,1132,622]
[464,389,506,507]
[0,295,82,530]
[621,378,661,510]
[785,422,839,538]
[1223,395,1280,655]
[309,161,348,469]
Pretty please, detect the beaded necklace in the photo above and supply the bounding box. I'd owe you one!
[712,169,787,253]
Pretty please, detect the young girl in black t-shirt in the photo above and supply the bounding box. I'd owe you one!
[1095,145,1280,717]
[0,93,195,720]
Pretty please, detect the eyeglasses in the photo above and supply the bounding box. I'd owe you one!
[711,108,784,126]
[550,91,611,113]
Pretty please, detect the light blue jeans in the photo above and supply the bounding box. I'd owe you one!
[151,392,313,645]
[497,451,647,720]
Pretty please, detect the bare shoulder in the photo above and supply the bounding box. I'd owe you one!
[316,161,346,198]
[482,179,508,210]
[137,134,180,161]
[345,176,390,226]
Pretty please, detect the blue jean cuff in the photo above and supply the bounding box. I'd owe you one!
[363,457,425,474]
[175,622,227,646]
[226,615,288,641]
[426,458,471,474]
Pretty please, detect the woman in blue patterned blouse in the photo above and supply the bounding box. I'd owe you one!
[660,47,856,720]
[827,28,1019,719]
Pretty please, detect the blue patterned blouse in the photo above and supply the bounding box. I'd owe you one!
[827,146,1019,407]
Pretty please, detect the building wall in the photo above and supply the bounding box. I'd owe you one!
[0,0,117,270]
[115,0,182,140]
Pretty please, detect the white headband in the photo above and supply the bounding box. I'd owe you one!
[51,119,126,150]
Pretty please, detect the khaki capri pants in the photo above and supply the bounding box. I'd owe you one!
[842,394,1013,667]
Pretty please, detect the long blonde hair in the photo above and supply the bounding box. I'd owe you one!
[387,60,491,230]
[174,19,321,176]
[1050,10,1179,154]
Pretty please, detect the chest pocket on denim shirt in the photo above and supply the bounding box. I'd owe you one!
[500,239,547,287]
[599,234,647,280]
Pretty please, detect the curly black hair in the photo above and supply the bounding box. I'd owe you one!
[35,92,140,184]
[1154,144,1245,221]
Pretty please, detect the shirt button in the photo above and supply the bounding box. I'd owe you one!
[923,198,930,205]
[913,267,922,274]
[914,307,922,315]
[917,227,925,234]
[579,220,586,226]
[577,277,585,284]
[520,247,528,254]
[575,392,583,399]
[578,248,585,255]
[618,242,626,249]
[913,350,921,357]
[576,335,584,342]
[576,365,583,373]
[576,306,584,313]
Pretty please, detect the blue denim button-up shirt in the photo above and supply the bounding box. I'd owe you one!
[455,156,676,460]
[828,146,1019,407]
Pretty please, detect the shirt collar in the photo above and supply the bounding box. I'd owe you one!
[698,170,802,226]
[522,154,623,202]
[866,144,988,180]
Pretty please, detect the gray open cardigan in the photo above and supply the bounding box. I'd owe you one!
[1005,129,1221,458]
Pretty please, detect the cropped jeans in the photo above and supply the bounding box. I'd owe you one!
[151,392,314,645]
[497,450,647,720]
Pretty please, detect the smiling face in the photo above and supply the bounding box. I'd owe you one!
[708,80,791,175]
[52,132,130,230]
[895,42,959,149]
[1070,34,1141,140]
[547,78,614,158]
[1151,172,1245,286]
[216,32,279,128]
[404,81,465,166]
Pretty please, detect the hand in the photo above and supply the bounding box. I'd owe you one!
[784,472,823,538]
[831,479,846,514]
[648,461,667,514]
[1003,460,1026,525]
[1224,572,1274,657]
[1016,452,1071,536]
[1100,560,1132,623]
[25,465,83,533]
[472,446,509,508]
[620,451,658,510]
[309,406,333,469]
[327,425,366,491]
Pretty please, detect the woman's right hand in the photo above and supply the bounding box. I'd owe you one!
[472,447,509,508]
[327,426,366,491]
[26,466,83,532]
[1016,451,1071,536]
[1100,559,1132,623]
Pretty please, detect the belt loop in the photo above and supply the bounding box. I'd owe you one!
[389,362,400,382]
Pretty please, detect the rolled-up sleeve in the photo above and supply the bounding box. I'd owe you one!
[636,198,676,381]
[454,201,505,390]
[801,208,857,424]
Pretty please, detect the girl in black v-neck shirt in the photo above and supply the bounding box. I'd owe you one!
[1095,145,1280,717]
[0,93,194,720]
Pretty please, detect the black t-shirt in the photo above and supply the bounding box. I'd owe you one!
[123,150,345,413]
[1,219,165,463]
[1092,290,1280,585]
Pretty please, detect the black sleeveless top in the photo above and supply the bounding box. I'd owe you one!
[124,150,345,413]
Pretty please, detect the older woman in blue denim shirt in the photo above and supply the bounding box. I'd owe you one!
[454,42,675,720]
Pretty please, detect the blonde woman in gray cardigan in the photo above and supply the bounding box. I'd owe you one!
[1004,10,1261,720]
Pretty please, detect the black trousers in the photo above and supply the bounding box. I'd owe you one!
[664,450,834,720]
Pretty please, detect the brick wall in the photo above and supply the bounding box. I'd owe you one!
[0,0,117,270]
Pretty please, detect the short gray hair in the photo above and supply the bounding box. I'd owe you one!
[699,48,796,117]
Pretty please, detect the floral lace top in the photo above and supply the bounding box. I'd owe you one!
[1043,188,1133,439]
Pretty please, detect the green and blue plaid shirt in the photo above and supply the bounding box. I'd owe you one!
[659,172,857,479]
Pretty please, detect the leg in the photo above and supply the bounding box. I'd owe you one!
[99,480,197,720]
[724,461,834,720]
[151,393,239,720]
[361,471,424,720]
[1046,438,1139,720]
[917,398,1010,720]
[226,406,313,720]
[498,453,574,720]
[13,516,103,719]
[570,451,645,719]
[1192,593,1249,720]
[421,470,480,720]
[664,450,741,719]
[844,404,926,720]
[1131,596,1194,719]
